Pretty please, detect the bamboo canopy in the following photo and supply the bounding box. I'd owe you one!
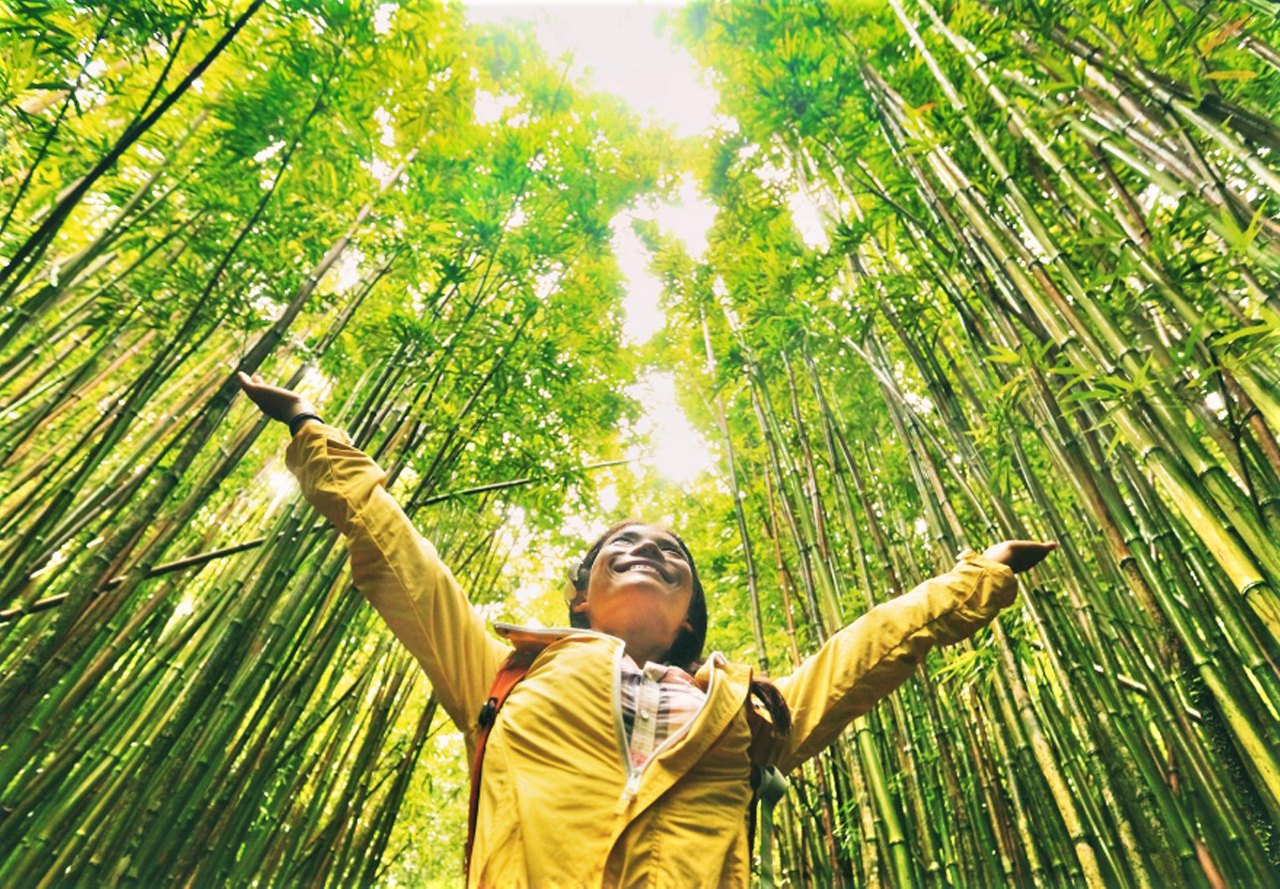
[2,0,1278,885]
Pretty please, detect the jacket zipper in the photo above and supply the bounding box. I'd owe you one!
[616,651,723,806]
[493,623,723,808]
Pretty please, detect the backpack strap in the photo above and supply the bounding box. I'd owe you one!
[747,680,791,887]
[464,650,534,878]
[749,764,789,887]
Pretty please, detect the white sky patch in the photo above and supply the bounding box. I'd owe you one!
[561,510,610,554]
[461,1,724,539]
[249,286,283,321]
[266,466,298,506]
[754,155,791,188]
[464,2,716,139]
[747,149,829,250]
[788,187,829,250]
[365,156,398,186]
[473,601,507,623]
[496,505,539,565]
[389,464,419,498]
[507,200,527,231]
[253,139,285,164]
[66,56,111,109]
[513,582,545,608]
[331,247,364,293]
[651,175,717,258]
[901,389,934,415]
[613,219,665,344]
[374,2,398,34]
[626,371,715,485]
[597,483,620,514]
[475,90,520,125]
[1205,390,1227,419]
[617,175,718,344]
[373,105,396,147]
[463,3,720,347]
[300,363,334,401]
[535,263,563,300]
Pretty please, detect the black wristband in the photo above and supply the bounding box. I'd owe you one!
[288,412,323,436]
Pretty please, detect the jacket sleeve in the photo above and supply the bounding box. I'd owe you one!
[284,422,509,741]
[772,550,1017,771]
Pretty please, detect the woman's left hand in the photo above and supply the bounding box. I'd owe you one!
[981,540,1057,574]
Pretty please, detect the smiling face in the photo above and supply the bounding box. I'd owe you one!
[571,523,698,665]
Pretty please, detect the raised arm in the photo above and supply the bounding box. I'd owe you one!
[239,373,508,746]
[772,546,1040,772]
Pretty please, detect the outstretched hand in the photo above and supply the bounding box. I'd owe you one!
[236,371,316,424]
[981,540,1057,574]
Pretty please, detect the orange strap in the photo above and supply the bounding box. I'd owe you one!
[464,651,533,878]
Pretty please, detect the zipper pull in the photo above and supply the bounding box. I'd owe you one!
[621,770,641,804]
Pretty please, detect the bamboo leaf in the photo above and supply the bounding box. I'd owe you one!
[1204,70,1258,81]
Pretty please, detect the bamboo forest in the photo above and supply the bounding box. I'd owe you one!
[2,0,1280,885]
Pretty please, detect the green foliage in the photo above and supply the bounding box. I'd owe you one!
[2,0,1279,885]
[659,0,1280,884]
[0,1,676,883]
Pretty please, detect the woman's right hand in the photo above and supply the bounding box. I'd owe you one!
[236,371,316,424]
[980,539,1057,574]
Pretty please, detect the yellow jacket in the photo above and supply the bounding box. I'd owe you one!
[286,422,1019,888]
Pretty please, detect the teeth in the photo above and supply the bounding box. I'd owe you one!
[620,563,664,579]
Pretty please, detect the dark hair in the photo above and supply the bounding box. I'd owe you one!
[569,520,790,734]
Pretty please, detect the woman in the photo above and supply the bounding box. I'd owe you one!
[237,371,1055,887]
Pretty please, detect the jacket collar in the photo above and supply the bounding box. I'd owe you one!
[492,622,730,678]
[493,622,607,656]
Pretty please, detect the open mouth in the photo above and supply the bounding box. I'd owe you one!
[614,559,674,584]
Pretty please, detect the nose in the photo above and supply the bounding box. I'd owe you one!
[630,537,663,560]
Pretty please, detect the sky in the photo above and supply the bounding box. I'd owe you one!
[465,1,720,485]
[464,1,717,139]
